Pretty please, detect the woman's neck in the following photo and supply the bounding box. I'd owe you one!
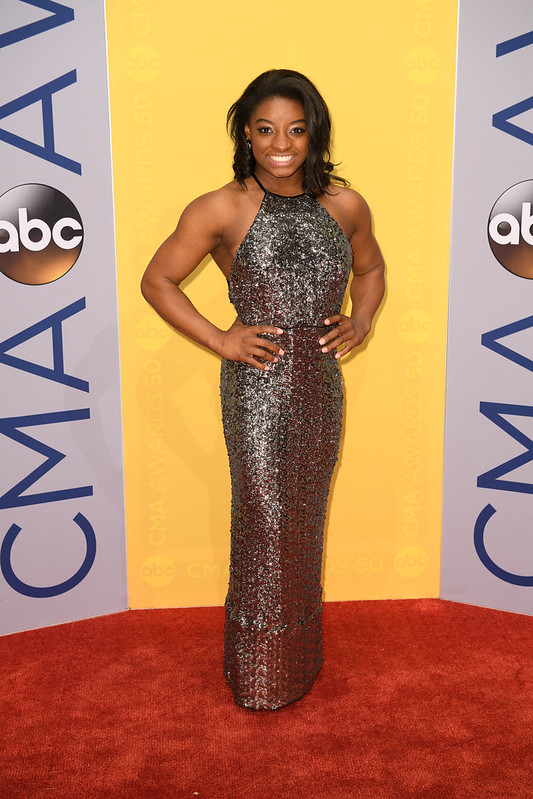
[252,167,305,197]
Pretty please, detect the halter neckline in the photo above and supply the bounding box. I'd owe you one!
[252,173,306,198]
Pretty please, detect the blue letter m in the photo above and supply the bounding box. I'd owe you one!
[478,402,533,494]
[0,409,93,509]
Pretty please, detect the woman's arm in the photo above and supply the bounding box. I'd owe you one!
[141,192,284,370]
[319,191,385,358]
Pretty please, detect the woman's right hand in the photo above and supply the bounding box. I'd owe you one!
[217,318,285,370]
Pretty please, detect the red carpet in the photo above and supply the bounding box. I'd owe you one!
[1,599,532,798]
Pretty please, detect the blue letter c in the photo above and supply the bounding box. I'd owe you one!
[474,504,533,587]
[0,512,96,598]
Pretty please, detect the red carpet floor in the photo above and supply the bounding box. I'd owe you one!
[1,598,532,798]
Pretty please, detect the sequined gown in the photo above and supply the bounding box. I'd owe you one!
[220,177,353,710]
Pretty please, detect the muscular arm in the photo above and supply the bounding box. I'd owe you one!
[347,193,385,335]
[141,194,226,354]
[320,191,385,358]
[141,191,284,369]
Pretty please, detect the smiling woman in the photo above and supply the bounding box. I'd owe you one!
[227,69,346,198]
[141,69,385,710]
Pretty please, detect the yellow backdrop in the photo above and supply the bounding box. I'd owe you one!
[105,0,458,607]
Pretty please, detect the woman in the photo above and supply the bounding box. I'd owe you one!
[141,69,385,710]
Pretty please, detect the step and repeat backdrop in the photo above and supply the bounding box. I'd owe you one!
[442,1,533,615]
[106,0,457,609]
[0,1,127,635]
[5,0,530,633]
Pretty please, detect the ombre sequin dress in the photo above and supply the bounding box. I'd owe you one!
[220,175,353,710]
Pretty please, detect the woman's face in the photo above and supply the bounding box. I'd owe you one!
[244,96,309,181]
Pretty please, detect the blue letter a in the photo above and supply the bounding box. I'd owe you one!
[482,314,533,373]
[492,96,533,147]
[0,1,74,49]
[493,31,533,146]
[0,71,81,174]
[0,298,89,392]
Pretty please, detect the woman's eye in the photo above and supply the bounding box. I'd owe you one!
[291,127,307,135]
[257,127,272,135]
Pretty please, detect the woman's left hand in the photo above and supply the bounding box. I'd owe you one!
[318,314,370,359]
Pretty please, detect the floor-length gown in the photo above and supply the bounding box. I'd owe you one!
[220,175,353,710]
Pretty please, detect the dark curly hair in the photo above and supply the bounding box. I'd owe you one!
[226,69,348,198]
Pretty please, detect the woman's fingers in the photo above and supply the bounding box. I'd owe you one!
[241,326,285,369]
[318,317,351,351]
[319,329,344,347]
[319,315,371,357]
[323,315,341,325]
[245,356,273,371]
[318,314,369,357]
[323,336,348,355]
[252,326,285,359]
[221,320,286,367]
[257,325,284,336]
[252,346,279,363]
[254,336,283,353]
[244,345,279,370]
[335,341,354,359]
[226,317,368,369]
[255,327,284,350]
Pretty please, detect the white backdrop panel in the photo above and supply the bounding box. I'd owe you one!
[442,0,533,614]
[0,0,127,634]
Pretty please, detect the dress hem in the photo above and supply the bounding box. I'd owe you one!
[224,657,324,711]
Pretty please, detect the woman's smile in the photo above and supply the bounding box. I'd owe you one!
[267,154,297,164]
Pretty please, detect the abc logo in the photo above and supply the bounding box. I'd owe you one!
[398,310,433,343]
[124,45,161,83]
[141,555,176,588]
[487,180,533,279]
[394,546,429,578]
[404,47,440,84]
[0,184,83,285]
[135,314,172,351]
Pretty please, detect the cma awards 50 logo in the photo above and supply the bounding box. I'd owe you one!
[488,179,533,279]
[0,183,83,285]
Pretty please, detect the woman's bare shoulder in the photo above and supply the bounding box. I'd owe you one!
[176,180,260,244]
[181,180,251,219]
[325,184,370,217]
[321,183,372,238]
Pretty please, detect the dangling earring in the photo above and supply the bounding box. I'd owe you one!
[246,139,252,151]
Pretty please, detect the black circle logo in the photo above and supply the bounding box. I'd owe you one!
[0,184,83,285]
[487,179,533,279]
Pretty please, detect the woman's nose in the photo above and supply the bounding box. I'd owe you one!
[272,131,290,150]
